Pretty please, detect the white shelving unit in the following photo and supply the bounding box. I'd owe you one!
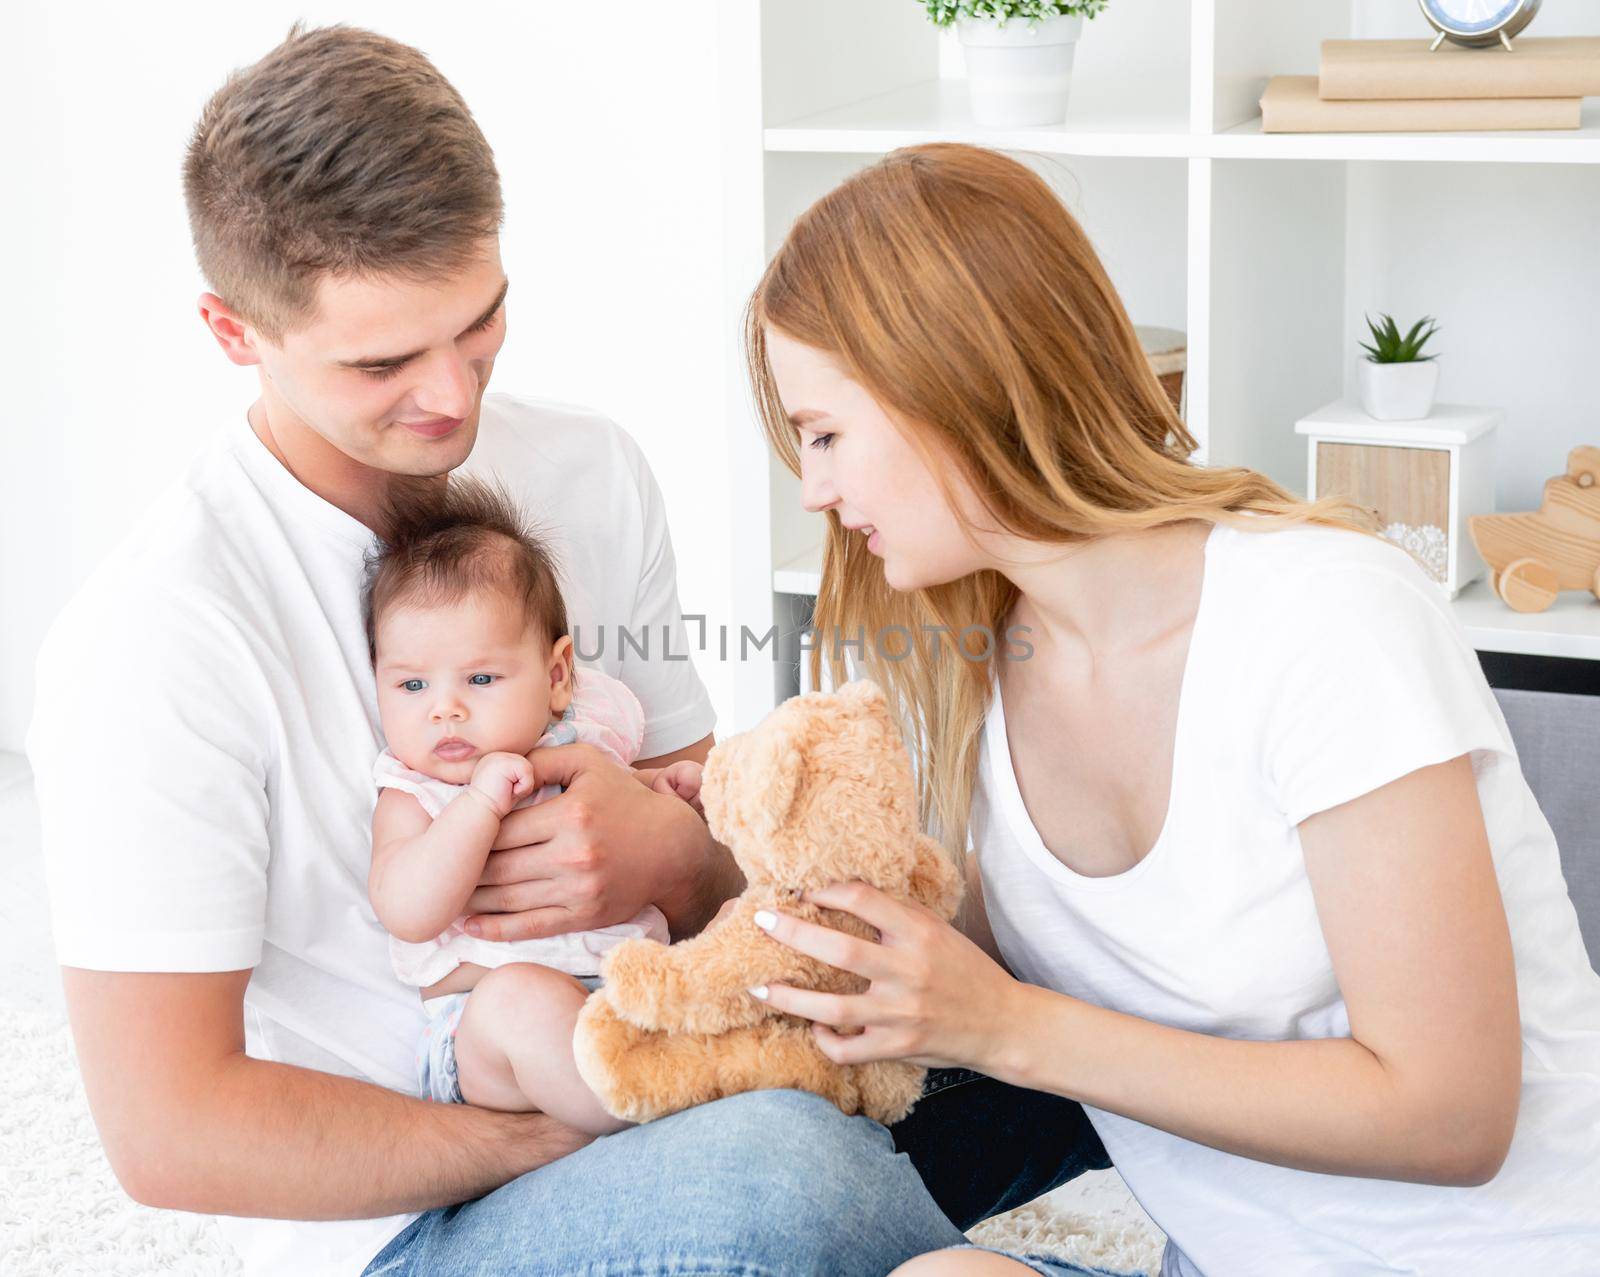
[718,0,1600,725]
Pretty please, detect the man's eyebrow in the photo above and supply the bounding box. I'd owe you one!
[338,278,509,369]
[787,409,830,427]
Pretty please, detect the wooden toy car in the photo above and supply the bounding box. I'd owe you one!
[1468,445,1600,613]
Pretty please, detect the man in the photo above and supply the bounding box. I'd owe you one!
[27,24,1109,1277]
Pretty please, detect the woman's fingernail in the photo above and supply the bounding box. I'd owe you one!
[753,910,777,931]
[748,985,769,1000]
[464,921,481,937]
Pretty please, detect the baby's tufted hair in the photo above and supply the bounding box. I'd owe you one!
[361,473,569,664]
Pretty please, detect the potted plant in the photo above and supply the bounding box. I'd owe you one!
[919,1,1110,128]
[1358,312,1441,421]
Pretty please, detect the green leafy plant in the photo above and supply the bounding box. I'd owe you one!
[1360,312,1440,364]
[919,0,1110,26]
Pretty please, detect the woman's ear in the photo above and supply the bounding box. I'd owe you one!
[547,635,575,717]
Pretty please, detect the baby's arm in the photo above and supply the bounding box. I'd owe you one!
[369,753,536,943]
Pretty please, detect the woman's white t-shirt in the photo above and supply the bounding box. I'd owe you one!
[974,518,1600,1276]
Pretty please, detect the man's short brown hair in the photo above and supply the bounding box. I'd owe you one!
[183,23,503,341]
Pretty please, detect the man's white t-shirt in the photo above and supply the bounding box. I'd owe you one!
[25,393,717,1276]
[975,517,1600,1276]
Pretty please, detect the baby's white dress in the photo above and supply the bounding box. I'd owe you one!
[372,668,671,990]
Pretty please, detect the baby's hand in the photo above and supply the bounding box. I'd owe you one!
[649,760,704,816]
[468,751,538,818]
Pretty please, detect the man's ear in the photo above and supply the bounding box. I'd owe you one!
[548,635,575,716]
[198,292,263,368]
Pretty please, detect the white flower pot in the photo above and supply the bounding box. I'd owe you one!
[1358,358,1439,421]
[957,14,1083,128]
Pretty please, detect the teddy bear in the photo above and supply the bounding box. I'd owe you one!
[571,677,963,1125]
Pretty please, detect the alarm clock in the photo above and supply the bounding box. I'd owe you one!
[1419,0,1542,53]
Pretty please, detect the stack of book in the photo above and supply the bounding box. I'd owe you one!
[1259,36,1600,133]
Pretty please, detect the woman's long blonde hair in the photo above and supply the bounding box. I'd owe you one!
[744,143,1379,880]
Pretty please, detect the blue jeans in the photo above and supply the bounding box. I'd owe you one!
[361,1068,1113,1276]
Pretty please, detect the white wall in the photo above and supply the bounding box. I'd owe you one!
[0,1,745,751]
[1344,0,1600,515]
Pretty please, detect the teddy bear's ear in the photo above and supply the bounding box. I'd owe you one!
[909,834,964,921]
[747,729,805,840]
[839,678,888,710]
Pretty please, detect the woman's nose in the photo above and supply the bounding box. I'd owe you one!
[800,465,837,515]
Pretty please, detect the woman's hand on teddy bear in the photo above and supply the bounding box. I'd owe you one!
[747,879,1026,1075]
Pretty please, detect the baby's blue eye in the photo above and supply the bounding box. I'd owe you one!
[468,674,495,686]
[400,679,426,693]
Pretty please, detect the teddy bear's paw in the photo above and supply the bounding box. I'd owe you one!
[572,994,727,1123]
[602,931,784,1035]
[571,996,635,1119]
[596,938,676,1029]
[572,998,875,1125]
[853,1059,927,1126]
[622,985,774,1037]
[600,944,761,1034]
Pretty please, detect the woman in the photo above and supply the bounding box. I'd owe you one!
[741,143,1600,1276]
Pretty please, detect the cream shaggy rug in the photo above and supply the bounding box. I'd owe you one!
[0,755,1165,1275]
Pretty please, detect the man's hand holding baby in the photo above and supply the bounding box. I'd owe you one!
[462,742,719,945]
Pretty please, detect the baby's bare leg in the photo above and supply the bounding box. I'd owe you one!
[453,963,633,1134]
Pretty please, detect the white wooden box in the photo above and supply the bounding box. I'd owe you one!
[1294,400,1501,598]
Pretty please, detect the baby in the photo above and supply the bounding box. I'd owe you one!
[362,474,702,1132]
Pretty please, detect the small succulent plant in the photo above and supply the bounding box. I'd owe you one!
[919,0,1110,26]
[1360,313,1440,364]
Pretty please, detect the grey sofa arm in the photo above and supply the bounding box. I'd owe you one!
[1493,687,1600,975]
